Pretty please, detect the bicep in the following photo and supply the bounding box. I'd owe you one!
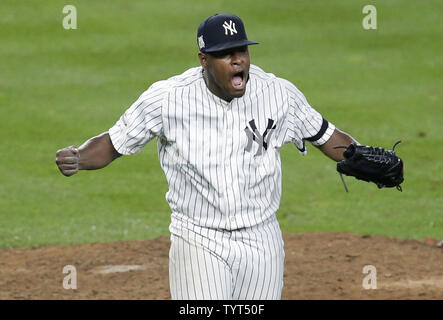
[109,86,165,155]
[282,80,335,149]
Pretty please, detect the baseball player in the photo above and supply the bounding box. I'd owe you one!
[56,14,360,300]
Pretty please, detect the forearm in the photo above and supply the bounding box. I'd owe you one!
[317,128,359,162]
[78,132,122,170]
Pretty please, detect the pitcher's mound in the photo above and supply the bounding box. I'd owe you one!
[0,233,441,299]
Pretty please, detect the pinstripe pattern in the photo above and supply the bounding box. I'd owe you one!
[169,215,284,299]
[109,64,335,299]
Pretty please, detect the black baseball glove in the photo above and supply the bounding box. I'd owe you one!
[334,141,404,192]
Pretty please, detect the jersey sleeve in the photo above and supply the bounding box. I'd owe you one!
[281,79,335,154]
[108,80,169,155]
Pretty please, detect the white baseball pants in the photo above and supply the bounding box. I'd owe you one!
[169,215,285,300]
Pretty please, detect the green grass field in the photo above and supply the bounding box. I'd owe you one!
[1,0,442,249]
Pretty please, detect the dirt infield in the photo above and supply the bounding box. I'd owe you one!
[0,232,442,300]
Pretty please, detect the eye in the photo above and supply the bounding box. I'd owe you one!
[209,46,248,59]
[210,50,230,58]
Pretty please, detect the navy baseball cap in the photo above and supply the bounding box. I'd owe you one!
[197,14,259,53]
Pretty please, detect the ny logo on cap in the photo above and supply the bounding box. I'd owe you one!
[222,20,237,35]
[244,119,276,156]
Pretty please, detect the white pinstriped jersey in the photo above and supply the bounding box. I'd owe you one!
[109,64,335,233]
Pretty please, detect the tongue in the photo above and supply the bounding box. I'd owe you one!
[232,75,242,87]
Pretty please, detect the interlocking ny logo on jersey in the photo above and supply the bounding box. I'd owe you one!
[244,119,277,156]
[222,20,237,35]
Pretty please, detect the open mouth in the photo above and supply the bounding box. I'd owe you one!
[231,71,245,90]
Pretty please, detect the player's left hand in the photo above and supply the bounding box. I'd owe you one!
[334,141,404,192]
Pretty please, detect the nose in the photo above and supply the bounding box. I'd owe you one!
[231,50,245,65]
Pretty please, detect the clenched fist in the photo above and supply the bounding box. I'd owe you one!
[56,146,80,177]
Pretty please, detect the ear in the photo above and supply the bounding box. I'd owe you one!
[198,52,208,69]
